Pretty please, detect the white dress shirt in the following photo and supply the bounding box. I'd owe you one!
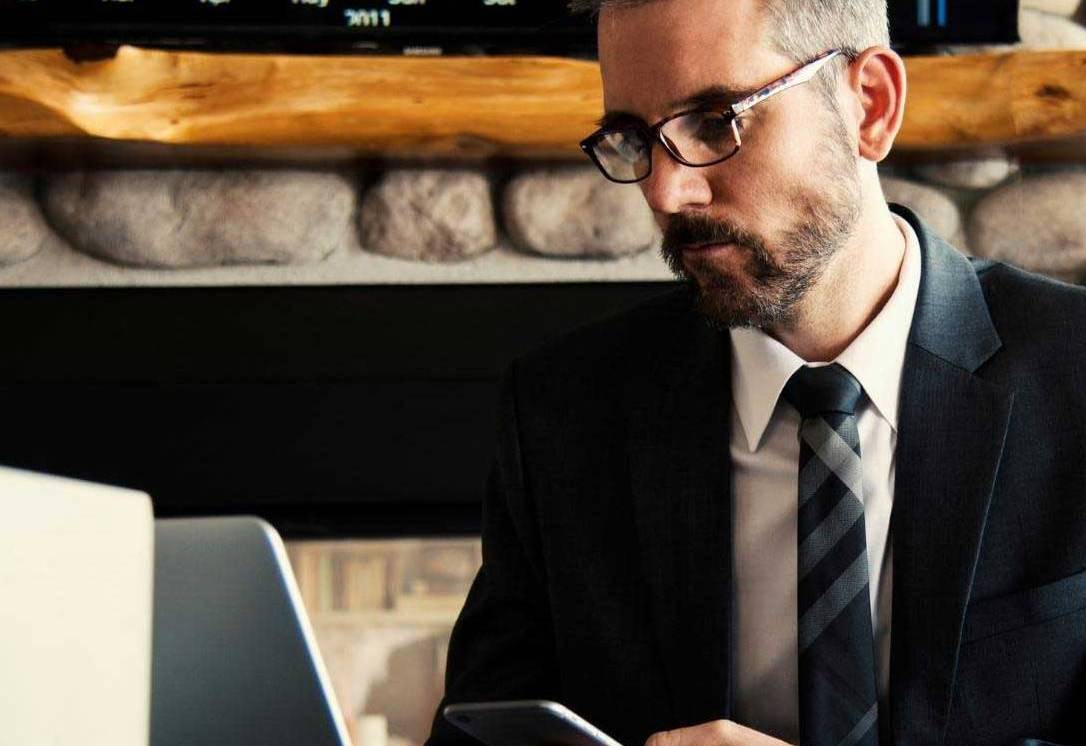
[729,213,922,743]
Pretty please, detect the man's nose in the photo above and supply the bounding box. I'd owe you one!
[638,142,714,216]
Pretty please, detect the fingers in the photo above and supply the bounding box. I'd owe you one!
[645,720,792,746]
[645,720,734,746]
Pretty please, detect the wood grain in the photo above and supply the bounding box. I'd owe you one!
[899,51,1086,152]
[0,46,1084,158]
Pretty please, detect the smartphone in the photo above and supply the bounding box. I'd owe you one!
[443,700,625,746]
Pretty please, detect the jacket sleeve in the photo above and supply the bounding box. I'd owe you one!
[425,361,560,745]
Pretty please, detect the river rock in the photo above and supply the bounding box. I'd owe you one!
[880,176,965,247]
[1019,8,1086,47]
[1022,0,1082,17]
[969,172,1086,282]
[358,169,496,262]
[0,174,51,267]
[913,157,1020,190]
[42,169,353,268]
[944,8,1086,53]
[502,166,660,258]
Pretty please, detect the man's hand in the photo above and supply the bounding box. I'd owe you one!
[645,720,793,746]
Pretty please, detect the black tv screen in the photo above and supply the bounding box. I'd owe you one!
[889,0,1020,46]
[0,0,1019,56]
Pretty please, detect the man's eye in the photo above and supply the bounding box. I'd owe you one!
[695,115,735,141]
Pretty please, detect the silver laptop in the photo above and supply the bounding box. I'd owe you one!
[151,516,351,746]
[0,466,154,746]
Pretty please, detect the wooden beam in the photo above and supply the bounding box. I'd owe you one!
[898,50,1086,152]
[0,47,604,158]
[1,46,1085,158]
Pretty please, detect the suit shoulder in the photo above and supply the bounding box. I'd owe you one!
[973,258,1086,352]
[975,258,1086,313]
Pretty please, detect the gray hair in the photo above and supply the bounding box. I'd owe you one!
[568,0,889,104]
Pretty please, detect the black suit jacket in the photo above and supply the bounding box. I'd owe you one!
[427,204,1086,746]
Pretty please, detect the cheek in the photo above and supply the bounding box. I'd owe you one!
[748,106,829,183]
[710,154,795,215]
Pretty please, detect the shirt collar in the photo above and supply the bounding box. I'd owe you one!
[729,213,922,452]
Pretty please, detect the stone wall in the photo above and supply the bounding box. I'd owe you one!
[0,164,669,287]
[2,158,1086,287]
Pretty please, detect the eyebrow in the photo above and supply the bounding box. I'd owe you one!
[594,83,761,129]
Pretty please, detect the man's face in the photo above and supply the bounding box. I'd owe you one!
[598,0,862,330]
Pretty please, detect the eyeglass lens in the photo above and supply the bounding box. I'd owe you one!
[590,111,739,183]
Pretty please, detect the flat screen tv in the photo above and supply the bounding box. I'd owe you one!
[0,0,1019,56]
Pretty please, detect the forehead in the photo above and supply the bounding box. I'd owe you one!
[598,0,783,122]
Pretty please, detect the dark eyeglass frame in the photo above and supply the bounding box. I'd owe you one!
[580,48,847,184]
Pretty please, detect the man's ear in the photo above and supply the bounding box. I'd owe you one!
[844,46,907,163]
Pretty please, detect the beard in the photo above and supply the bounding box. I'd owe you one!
[659,110,862,331]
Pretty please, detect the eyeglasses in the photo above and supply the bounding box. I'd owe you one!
[580,49,845,184]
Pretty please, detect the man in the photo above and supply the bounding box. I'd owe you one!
[427,0,1086,744]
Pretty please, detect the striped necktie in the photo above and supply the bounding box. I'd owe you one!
[783,363,879,746]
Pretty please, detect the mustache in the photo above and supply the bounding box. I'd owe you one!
[661,214,762,254]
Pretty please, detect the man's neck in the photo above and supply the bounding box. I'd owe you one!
[768,204,907,363]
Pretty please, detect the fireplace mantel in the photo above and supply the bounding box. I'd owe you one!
[1,46,1085,162]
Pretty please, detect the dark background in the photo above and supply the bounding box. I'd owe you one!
[0,282,672,537]
[0,0,1018,55]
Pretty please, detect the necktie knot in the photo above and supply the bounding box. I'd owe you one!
[782,363,863,419]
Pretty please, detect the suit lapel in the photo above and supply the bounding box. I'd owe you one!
[625,290,734,729]
[888,204,1015,745]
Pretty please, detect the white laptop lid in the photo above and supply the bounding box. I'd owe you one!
[151,516,351,746]
[0,466,154,746]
